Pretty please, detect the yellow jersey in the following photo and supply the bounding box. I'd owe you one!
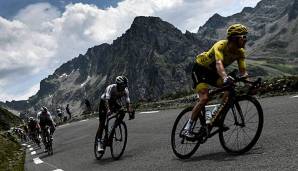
[195,40,246,71]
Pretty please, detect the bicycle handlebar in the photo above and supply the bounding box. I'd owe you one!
[209,70,262,96]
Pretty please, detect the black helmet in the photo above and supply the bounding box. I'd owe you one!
[41,106,48,112]
[115,76,128,89]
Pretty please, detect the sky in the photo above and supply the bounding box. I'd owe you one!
[0,0,261,102]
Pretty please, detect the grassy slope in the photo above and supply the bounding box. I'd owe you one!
[0,107,24,171]
[0,107,22,131]
[0,134,25,171]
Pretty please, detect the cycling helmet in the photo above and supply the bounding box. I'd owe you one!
[227,24,248,37]
[116,76,128,87]
[29,117,34,121]
[41,106,48,112]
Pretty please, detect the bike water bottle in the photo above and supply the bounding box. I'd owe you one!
[205,110,212,124]
[212,104,220,117]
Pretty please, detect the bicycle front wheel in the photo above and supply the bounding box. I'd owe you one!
[171,107,201,159]
[110,121,127,160]
[219,95,263,154]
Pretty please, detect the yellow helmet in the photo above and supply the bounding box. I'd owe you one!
[227,24,248,37]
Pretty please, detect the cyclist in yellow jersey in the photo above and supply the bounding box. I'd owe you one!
[184,24,249,139]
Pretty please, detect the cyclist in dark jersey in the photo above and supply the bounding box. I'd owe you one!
[28,117,41,147]
[37,106,56,151]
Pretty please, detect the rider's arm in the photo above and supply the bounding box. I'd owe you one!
[216,60,228,80]
[36,112,40,124]
[125,88,132,112]
[48,112,56,126]
[104,100,111,112]
[237,50,248,77]
[214,44,228,80]
[102,85,113,113]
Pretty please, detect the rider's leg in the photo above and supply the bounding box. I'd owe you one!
[96,100,107,139]
[184,85,209,138]
[191,88,209,121]
[95,100,107,152]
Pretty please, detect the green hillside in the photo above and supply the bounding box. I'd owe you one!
[0,107,24,171]
[0,107,22,131]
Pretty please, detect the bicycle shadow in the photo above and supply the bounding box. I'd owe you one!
[92,154,134,165]
[176,147,264,162]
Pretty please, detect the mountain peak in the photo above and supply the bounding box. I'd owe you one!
[129,16,179,33]
[132,16,163,25]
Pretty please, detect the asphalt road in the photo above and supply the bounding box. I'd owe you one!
[24,95,298,171]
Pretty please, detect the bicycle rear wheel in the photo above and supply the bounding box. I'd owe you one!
[171,107,201,159]
[48,139,53,155]
[219,95,263,154]
[110,121,127,160]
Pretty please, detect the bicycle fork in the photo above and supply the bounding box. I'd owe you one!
[231,102,245,127]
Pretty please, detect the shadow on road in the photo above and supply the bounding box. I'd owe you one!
[173,147,264,162]
[92,154,134,165]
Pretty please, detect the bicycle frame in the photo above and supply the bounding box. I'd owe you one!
[199,76,261,139]
[103,110,126,147]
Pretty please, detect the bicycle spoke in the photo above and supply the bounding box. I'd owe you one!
[245,112,258,123]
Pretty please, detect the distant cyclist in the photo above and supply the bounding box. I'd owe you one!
[66,104,72,119]
[96,76,134,152]
[28,117,41,147]
[37,106,56,152]
[184,24,249,139]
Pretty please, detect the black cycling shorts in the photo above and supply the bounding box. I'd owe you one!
[191,63,220,89]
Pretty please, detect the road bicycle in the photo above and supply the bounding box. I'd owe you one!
[42,126,53,155]
[94,109,134,160]
[171,70,263,159]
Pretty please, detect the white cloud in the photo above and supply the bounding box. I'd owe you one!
[0,0,261,101]
[0,83,39,102]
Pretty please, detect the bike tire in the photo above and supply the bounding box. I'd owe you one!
[219,95,263,154]
[171,107,201,159]
[110,121,127,160]
[48,140,53,155]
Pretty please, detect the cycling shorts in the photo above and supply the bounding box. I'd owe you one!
[191,63,222,93]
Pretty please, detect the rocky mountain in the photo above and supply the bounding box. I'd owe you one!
[1,0,298,116]
[1,16,207,116]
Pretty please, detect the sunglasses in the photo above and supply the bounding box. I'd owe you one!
[234,35,247,40]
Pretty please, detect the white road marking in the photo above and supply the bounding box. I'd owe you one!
[33,157,43,164]
[53,169,64,171]
[291,95,298,98]
[79,119,88,122]
[31,151,36,155]
[22,143,27,146]
[29,148,33,151]
[139,111,160,114]
[27,145,31,148]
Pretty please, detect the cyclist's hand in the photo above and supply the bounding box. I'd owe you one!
[129,110,135,120]
[107,109,112,116]
[223,76,235,86]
